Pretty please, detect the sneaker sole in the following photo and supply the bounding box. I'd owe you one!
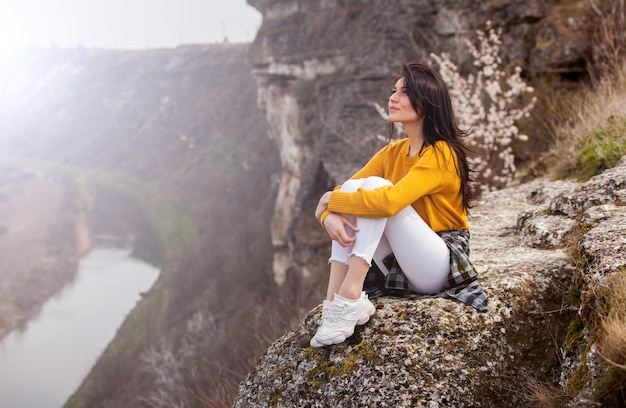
[310,337,324,348]
[311,303,376,346]
[356,302,376,326]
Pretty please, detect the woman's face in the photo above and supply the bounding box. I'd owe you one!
[388,77,420,125]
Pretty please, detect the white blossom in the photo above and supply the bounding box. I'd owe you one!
[431,21,537,190]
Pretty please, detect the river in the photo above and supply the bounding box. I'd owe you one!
[0,237,159,408]
[0,185,162,408]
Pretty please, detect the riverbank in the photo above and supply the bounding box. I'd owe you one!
[0,164,85,339]
[0,156,180,346]
[0,156,195,407]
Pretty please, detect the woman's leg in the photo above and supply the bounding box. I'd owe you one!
[384,206,450,293]
[326,262,348,300]
[312,177,388,347]
[334,177,392,299]
[326,176,449,296]
[324,178,364,300]
[372,234,393,276]
[336,257,370,299]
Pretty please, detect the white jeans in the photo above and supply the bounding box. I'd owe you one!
[329,176,450,294]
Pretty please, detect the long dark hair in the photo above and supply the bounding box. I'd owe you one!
[387,62,480,210]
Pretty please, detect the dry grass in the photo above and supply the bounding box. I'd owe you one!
[596,269,626,402]
[543,0,626,180]
[544,64,626,180]
[600,269,626,367]
[524,376,570,408]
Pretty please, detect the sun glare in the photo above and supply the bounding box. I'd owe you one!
[0,44,22,67]
[0,3,32,72]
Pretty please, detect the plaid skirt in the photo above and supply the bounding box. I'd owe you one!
[363,229,488,312]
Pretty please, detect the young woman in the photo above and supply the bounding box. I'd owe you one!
[311,62,487,348]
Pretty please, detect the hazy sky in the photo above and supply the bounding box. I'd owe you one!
[0,0,262,50]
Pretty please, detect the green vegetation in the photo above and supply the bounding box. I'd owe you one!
[573,114,626,179]
[72,174,95,213]
[94,173,200,267]
[545,59,626,182]
[303,339,382,391]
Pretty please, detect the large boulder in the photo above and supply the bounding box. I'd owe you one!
[234,158,626,407]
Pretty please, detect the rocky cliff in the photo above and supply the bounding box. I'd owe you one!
[236,1,625,405]
[247,0,602,286]
[234,157,626,407]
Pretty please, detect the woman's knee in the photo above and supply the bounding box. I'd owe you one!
[339,178,364,192]
[340,177,392,193]
[361,176,393,190]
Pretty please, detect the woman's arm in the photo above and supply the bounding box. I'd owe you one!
[314,143,390,242]
[328,142,457,217]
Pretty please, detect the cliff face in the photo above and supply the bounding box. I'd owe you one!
[234,157,626,407]
[247,0,599,284]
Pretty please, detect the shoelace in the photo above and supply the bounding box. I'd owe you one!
[324,302,346,323]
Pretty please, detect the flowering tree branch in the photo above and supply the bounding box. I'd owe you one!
[431,22,537,190]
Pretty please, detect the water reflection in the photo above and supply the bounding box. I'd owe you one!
[0,237,159,408]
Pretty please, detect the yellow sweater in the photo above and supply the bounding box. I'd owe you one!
[322,138,469,232]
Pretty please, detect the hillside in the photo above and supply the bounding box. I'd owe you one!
[238,0,625,406]
[0,45,278,206]
[0,164,83,338]
[0,44,282,406]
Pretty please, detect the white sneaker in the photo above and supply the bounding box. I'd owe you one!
[310,292,375,347]
[309,299,332,348]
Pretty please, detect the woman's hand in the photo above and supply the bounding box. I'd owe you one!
[315,190,358,246]
[322,213,358,247]
[314,191,332,221]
